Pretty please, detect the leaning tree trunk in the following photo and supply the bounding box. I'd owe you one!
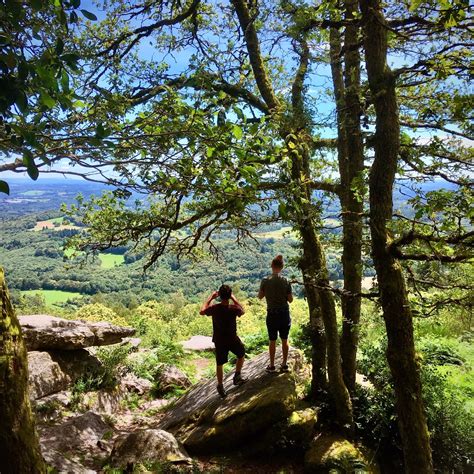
[329,1,365,393]
[359,0,434,472]
[0,268,46,473]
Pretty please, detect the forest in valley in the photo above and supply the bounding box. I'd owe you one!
[0,0,472,473]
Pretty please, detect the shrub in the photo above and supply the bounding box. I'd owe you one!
[75,303,129,327]
[357,334,474,472]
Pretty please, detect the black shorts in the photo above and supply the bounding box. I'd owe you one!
[266,307,291,341]
[214,337,245,366]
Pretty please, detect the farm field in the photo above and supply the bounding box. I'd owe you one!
[22,289,84,306]
[98,253,125,268]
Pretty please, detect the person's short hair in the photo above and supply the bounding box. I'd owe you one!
[271,254,284,269]
[218,284,232,300]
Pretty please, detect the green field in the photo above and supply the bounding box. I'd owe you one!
[22,289,84,306]
[98,253,125,268]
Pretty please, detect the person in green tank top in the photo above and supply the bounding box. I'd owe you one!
[258,255,293,372]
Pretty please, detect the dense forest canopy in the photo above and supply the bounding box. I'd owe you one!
[0,0,472,472]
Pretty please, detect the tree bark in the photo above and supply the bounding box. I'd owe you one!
[329,0,365,394]
[0,268,46,473]
[359,0,434,472]
[290,134,353,431]
[230,0,353,430]
[299,232,328,398]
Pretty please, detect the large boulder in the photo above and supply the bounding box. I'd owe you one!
[28,349,101,399]
[39,411,113,471]
[28,351,70,400]
[159,348,306,454]
[121,373,153,395]
[19,314,135,350]
[181,335,214,351]
[304,433,379,473]
[109,429,191,469]
[156,365,192,393]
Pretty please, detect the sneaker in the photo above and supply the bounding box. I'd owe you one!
[266,365,276,373]
[216,384,227,398]
[233,373,247,386]
[280,364,290,372]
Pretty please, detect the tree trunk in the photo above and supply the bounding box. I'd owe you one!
[359,0,434,471]
[0,268,46,473]
[230,0,352,430]
[291,135,353,431]
[299,236,328,399]
[329,0,364,394]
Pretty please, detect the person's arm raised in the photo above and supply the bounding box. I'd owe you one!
[230,295,245,315]
[200,291,218,315]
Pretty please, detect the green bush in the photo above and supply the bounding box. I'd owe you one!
[357,334,474,472]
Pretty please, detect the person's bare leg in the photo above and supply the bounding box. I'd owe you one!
[281,339,289,366]
[269,340,276,367]
[216,364,224,385]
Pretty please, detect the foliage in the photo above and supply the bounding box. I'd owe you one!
[356,333,474,471]
[0,0,97,192]
[74,303,129,327]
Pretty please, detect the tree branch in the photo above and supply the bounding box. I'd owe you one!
[230,0,280,112]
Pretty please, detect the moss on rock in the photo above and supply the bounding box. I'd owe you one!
[159,349,306,454]
[304,433,379,473]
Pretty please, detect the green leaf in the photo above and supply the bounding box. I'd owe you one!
[278,202,288,219]
[409,0,423,11]
[0,180,10,195]
[95,122,106,138]
[60,53,80,65]
[71,0,81,7]
[81,9,97,21]
[23,150,39,180]
[61,69,70,92]
[22,149,34,167]
[55,38,64,55]
[233,124,243,140]
[39,93,56,109]
[206,147,215,158]
[234,106,245,121]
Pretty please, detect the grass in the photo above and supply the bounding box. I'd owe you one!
[63,250,123,268]
[98,253,125,268]
[22,289,83,305]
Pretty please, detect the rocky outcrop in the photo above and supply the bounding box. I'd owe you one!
[39,411,113,471]
[159,348,307,454]
[304,433,379,473]
[181,335,214,351]
[109,429,191,469]
[20,315,135,350]
[28,349,102,399]
[121,373,153,395]
[28,351,70,400]
[156,365,192,393]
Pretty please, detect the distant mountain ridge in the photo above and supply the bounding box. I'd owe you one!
[0,178,456,219]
